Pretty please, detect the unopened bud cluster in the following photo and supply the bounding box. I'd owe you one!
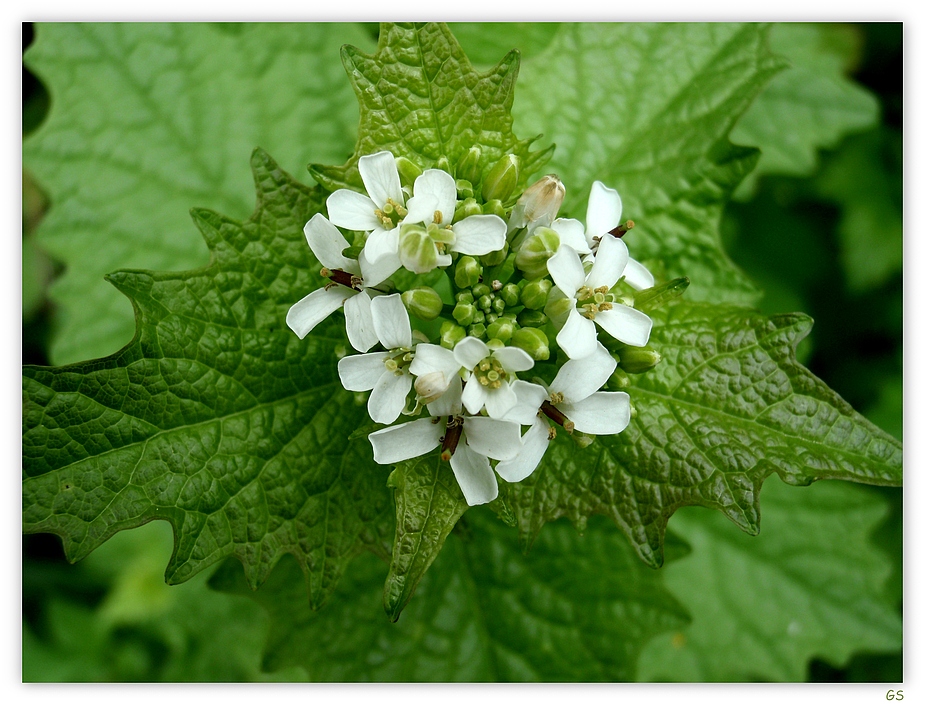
[286,148,683,507]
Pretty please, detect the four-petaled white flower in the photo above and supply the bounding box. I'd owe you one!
[368,376,522,506]
[452,337,535,419]
[497,343,630,482]
[337,294,418,425]
[545,236,653,360]
[286,213,381,353]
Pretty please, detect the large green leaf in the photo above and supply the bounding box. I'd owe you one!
[23,23,374,364]
[210,513,689,681]
[506,300,902,567]
[513,23,785,306]
[22,150,392,608]
[636,477,901,681]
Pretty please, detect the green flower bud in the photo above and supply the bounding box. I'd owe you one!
[485,338,505,352]
[617,345,662,374]
[485,312,498,325]
[394,156,422,188]
[454,255,482,289]
[477,294,493,312]
[455,179,475,200]
[472,282,491,299]
[481,154,520,203]
[500,283,520,307]
[491,297,506,315]
[399,223,443,274]
[482,199,506,218]
[514,226,560,280]
[456,291,474,304]
[508,174,566,232]
[453,197,482,223]
[487,318,515,343]
[608,367,631,390]
[517,309,548,328]
[480,242,509,267]
[456,146,482,184]
[440,321,466,349]
[471,309,486,325]
[435,155,453,175]
[452,301,477,327]
[512,327,550,361]
[633,276,690,313]
[401,286,444,321]
[469,323,487,340]
[520,278,553,310]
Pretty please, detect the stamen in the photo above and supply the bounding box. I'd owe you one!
[433,210,443,225]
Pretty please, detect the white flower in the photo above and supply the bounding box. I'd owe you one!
[496,343,630,482]
[452,337,534,419]
[580,181,654,290]
[544,237,653,360]
[286,213,382,352]
[368,376,522,506]
[337,294,420,425]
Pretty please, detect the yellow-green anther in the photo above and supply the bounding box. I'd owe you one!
[515,226,560,280]
[480,242,509,267]
[384,359,399,372]
[456,146,482,184]
[454,255,482,289]
[500,283,520,307]
[594,292,606,304]
[521,278,552,310]
[512,327,550,361]
[617,345,662,374]
[439,321,466,349]
[453,301,477,327]
[401,286,444,321]
[395,156,423,187]
[482,154,520,203]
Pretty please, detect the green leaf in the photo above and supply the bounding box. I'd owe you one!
[23,22,375,364]
[732,23,879,198]
[507,300,902,567]
[210,513,689,681]
[513,23,786,306]
[636,477,901,681]
[22,150,392,607]
[309,22,552,194]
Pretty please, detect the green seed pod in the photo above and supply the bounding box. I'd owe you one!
[617,345,662,374]
[482,198,507,218]
[452,301,477,327]
[499,283,520,307]
[469,323,487,340]
[454,255,483,289]
[401,286,444,321]
[480,242,509,267]
[511,327,550,361]
[520,278,553,310]
[456,146,482,184]
[491,297,506,315]
[471,282,491,299]
[439,321,466,349]
[487,318,515,344]
[514,226,560,280]
[455,179,475,200]
[394,156,423,188]
[517,309,548,328]
[456,291,475,304]
[481,154,520,203]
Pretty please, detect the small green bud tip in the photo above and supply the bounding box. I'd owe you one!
[440,321,466,349]
[512,327,550,361]
[401,287,444,321]
[456,146,482,185]
[481,154,521,203]
[454,255,482,289]
[394,156,422,188]
[521,278,553,310]
[617,345,662,374]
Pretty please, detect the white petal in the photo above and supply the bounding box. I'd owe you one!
[461,378,488,415]
[358,247,401,288]
[585,234,629,290]
[586,181,622,241]
[450,215,507,256]
[286,286,350,339]
[546,245,586,298]
[624,257,655,290]
[484,384,518,419]
[551,218,592,254]
[363,227,399,264]
[595,305,653,347]
[449,442,498,506]
[463,416,522,461]
[502,380,547,426]
[403,193,439,226]
[551,343,616,404]
[495,418,550,483]
[409,343,459,379]
[368,418,443,465]
[344,291,378,352]
[304,214,358,273]
[326,189,380,232]
[413,170,457,223]
[427,374,462,417]
[557,308,599,360]
[559,391,631,435]
[358,151,403,209]
[491,347,535,374]
[454,336,490,371]
[337,352,388,391]
[368,371,413,425]
[371,293,412,350]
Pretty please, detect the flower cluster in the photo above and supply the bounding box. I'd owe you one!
[287,149,665,506]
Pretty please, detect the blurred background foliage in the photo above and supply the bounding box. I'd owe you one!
[22,22,902,682]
